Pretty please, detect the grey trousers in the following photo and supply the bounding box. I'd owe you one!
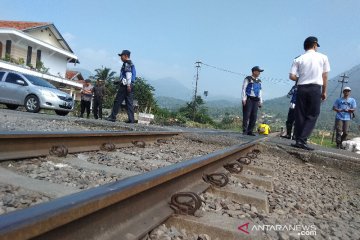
[335,119,349,145]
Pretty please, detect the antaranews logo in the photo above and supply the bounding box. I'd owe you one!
[238,222,317,236]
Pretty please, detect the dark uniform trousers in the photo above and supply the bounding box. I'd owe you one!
[294,84,321,144]
[93,96,103,119]
[109,84,135,123]
[242,97,260,134]
[286,108,296,137]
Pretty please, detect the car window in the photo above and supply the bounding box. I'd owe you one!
[5,73,25,85]
[0,72,5,81]
[24,74,56,89]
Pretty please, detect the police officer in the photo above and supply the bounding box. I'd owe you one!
[333,87,357,148]
[289,36,330,150]
[106,50,136,123]
[282,83,297,139]
[242,66,264,136]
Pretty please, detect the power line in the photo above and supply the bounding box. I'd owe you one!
[200,62,291,85]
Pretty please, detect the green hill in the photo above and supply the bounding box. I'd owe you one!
[264,64,360,133]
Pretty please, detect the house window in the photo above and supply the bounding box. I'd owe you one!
[36,50,42,68]
[26,46,32,66]
[5,40,11,56]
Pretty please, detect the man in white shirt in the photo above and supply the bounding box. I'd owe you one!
[289,36,330,150]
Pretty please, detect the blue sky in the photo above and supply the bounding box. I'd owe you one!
[2,0,360,100]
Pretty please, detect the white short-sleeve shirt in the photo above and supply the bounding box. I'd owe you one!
[290,50,330,85]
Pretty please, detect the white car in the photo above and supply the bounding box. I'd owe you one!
[0,71,74,116]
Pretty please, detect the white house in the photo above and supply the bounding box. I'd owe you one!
[0,20,82,95]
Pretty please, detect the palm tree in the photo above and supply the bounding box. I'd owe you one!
[93,66,116,82]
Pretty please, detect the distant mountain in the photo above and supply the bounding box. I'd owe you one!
[149,78,192,100]
[156,96,186,111]
[264,64,360,132]
[155,96,242,120]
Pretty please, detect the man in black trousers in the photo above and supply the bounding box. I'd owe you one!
[242,66,264,136]
[289,36,330,150]
[106,50,136,123]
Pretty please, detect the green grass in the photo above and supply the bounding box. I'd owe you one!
[310,134,337,148]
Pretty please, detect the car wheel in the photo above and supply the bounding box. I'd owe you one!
[55,110,69,116]
[5,104,18,110]
[25,95,40,113]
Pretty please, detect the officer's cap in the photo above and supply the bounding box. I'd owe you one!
[304,36,320,47]
[118,50,131,57]
[251,66,264,72]
[343,86,351,91]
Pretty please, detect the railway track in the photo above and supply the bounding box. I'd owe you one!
[0,131,359,239]
[0,131,180,161]
[0,131,270,240]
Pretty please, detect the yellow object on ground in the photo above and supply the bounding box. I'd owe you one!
[258,123,271,135]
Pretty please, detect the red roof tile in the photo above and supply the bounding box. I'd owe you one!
[66,70,84,81]
[0,20,50,30]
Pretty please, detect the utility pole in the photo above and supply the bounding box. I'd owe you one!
[331,73,349,143]
[194,61,202,101]
[338,73,349,97]
[193,61,202,120]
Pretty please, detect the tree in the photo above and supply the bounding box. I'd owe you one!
[179,96,214,124]
[93,66,116,82]
[133,77,157,112]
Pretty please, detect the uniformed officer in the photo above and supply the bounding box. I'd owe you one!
[106,50,136,123]
[333,86,357,148]
[282,83,297,139]
[242,66,264,136]
[289,36,330,150]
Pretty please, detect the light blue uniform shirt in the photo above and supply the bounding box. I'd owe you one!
[333,97,357,120]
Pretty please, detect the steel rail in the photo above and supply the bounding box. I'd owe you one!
[0,131,180,161]
[0,138,262,240]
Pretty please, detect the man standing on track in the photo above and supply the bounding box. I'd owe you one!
[242,66,264,136]
[106,50,136,123]
[289,36,330,151]
[333,86,357,149]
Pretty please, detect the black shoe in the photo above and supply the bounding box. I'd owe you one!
[125,120,134,124]
[105,117,116,122]
[247,132,256,136]
[281,135,291,139]
[79,114,83,118]
[94,116,98,119]
[291,142,314,151]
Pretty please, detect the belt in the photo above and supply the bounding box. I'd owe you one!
[247,96,260,101]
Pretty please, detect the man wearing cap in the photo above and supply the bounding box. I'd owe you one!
[92,79,105,119]
[281,82,298,139]
[241,66,264,136]
[79,79,93,118]
[106,50,136,123]
[333,87,357,149]
[289,36,330,150]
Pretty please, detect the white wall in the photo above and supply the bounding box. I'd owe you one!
[41,51,68,77]
[27,28,64,50]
